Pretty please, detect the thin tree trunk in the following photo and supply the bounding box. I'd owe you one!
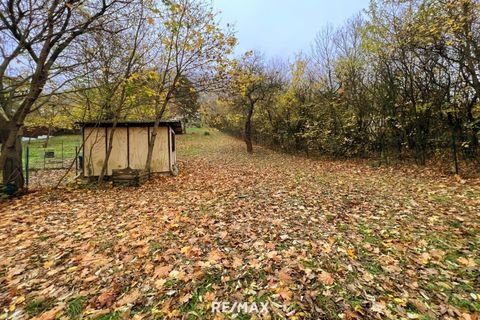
[244,102,255,153]
[145,98,170,172]
[98,121,118,184]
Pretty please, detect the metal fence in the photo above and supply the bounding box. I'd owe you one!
[23,135,81,188]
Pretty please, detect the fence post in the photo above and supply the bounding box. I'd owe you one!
[26,146,29,189]
[75,146,78,175]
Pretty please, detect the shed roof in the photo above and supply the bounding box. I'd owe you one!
[77,120,183,134]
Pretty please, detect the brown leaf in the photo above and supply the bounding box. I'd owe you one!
[154,265,172,279]
[95,282,121,308]
[232,257,243,269]
[278,287,293,301]
[7,264,26,278]
[277,269,292,284]
[416,252,431,265]
[458,257,476,267]
[371,301,386,314]
[207,249,224,263]
[179,293,192,304]
[96,291,116,309]
[318,271,335,285]
[204,291,215,301]
[115,289,140,307]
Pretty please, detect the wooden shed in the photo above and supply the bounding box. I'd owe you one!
[79,120,182,178]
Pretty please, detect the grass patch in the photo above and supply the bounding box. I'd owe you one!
[449,296,480,313]
[150,241,163,253]
[358,224,381,244]
[315,293,339,319]
[180,271,221,316]
[301,259,317,269]
[65,296,86,319]
[25,298,55,317]
[448,220,463,228]
[23,134,80,170]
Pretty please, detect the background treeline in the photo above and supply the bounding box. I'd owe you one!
[210,0,480,173]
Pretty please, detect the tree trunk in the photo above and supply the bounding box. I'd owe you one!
[145,120,160,173]
[244,103,255,153]
[98,121,118,184]
[145,99,169,172]
[1,129,24,190]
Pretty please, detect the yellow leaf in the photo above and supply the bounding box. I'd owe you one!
[347,248,356,258]
[181,246,191,255]
[167,310,180,318]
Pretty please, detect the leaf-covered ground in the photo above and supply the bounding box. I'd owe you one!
[1,129,479,320]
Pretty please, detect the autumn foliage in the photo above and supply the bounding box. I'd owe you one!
[1,130,479,319]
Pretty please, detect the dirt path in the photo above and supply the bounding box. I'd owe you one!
[1,130,479,319]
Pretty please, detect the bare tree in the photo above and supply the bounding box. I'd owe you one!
[0,0,133,190]
[143,0,235,172]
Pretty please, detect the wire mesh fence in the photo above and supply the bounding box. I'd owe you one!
[23,135,81,188]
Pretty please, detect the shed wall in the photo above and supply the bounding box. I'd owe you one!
[107,127,128,175]
[129,127,149,170]
[83,127,106,176]
[169,128,176,169]
[83,125,172,177]
[151,126,170,172]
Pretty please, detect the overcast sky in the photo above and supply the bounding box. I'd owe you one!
[212,0,371,60]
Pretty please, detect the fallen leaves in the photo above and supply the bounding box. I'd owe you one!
[1,131,479,319]
[207,249,224,263]
[318,271,335,286]
[31,305,64,320]
[94,281,121,309]
[154,265,173,279]
[115,289,140,307]
[277,287,293,301]
[458,257,477,267]
[7,264,27,278]
[277,268,293,284]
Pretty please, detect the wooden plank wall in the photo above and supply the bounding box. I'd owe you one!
[151,127,170,173]
[83,127,106,177]
[107,127,128,175]
[129,127,149,171]
[83,125,173,177]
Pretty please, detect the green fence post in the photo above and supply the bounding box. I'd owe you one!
[75,146,78,175]
[26,146,29,189]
